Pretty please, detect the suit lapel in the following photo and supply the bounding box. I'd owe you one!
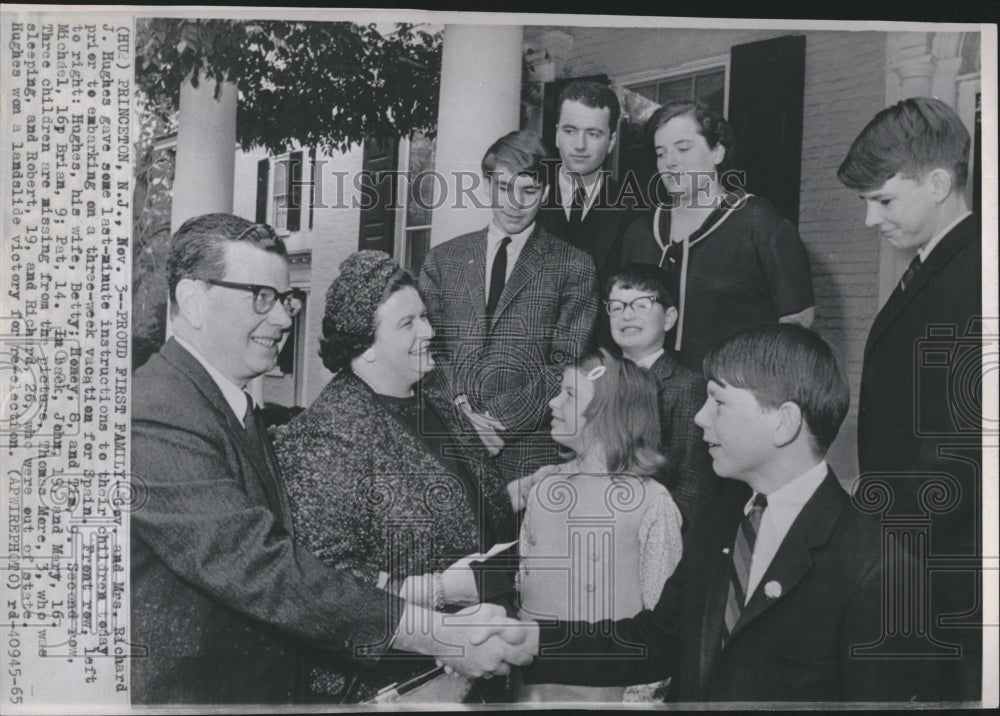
[231,407,292,528]
[725,472,847,642]
[162,339,293,528]
[491,227,544,326]
[866,216,975,354]
[463,230,489,319]
[546,179,570,234]
[698,484,749,691]
[580,177,618,271]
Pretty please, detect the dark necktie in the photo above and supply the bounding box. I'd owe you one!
[899,253,923,292]
[723,493,767,645]
[243,392,287,520]
[486,236,511,319]
[244,392,261,438]
[568,185,585,228]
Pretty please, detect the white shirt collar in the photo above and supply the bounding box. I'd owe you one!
[558,165,604,217]
[743,461,828,602]
[919,210,971,263]
[484,221,533,296]
[746,461,828,515]
[632,348,665,370]
[486,221,535,258]
[173,334,252,427]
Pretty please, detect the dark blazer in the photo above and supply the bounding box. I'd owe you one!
[420,225,598,487]
[538,171,632,289]
[539,172,633,349]
[526,472,938,702]
[647,351,718,528]
[858,213,981,555]
[858,213,982,700]
[130,339,403,704]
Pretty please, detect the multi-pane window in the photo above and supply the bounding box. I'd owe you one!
[401,133,435,275]
[271,150,304,233]
[627,67,726,115]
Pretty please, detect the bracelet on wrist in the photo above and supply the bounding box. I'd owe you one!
[433,571,445,610]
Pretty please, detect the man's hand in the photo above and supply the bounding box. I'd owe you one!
[455,395,506,455]
[434,604,536,679]
[394,603,536,679]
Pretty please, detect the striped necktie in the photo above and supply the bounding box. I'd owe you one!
[723,493,767,645]
[899,253,923,292]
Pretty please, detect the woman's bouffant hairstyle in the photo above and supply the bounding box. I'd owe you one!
[574,348,667,478]
[319,250,418,373]
[644,100,737,174]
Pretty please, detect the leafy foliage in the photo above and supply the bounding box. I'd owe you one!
[131,93,176,369]
[135,19,442,154]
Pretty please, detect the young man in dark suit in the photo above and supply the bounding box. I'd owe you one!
[538,80,634,347]
[517,324,938,702]
[130,214,531,704]
[420,131,598,515]
[838,96,982,701]
[605,262,717,528]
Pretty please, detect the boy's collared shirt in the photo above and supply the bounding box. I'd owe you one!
[632,347,665,369]
[485,221,533,298]
[174,334,253,427]
[919,210,972,263]
[744,461,828,601]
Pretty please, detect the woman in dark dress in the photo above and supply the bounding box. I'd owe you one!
[273,251,512,702]
[620,101,815,371]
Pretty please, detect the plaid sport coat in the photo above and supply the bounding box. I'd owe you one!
[420,225,598,481]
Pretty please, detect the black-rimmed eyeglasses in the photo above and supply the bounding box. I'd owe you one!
[604,295,662,316]
[198,278,304,317]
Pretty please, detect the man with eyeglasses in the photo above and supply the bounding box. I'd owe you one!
[605,263,717,528]
[130,213,533,704]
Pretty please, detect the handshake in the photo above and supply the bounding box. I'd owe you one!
[394,602,539,679]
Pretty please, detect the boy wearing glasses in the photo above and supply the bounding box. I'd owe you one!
[606,263,717,526]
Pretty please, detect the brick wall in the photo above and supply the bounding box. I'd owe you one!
[298,148,365,406]
[798,31,887,479]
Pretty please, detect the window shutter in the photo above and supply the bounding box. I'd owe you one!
[255,159,269,224]
[727,35,806,225]
[286,151,303,233]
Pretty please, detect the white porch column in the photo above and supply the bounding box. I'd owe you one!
[166,74,252,394]
[889,54,937,99]
[430,25,523,245]
[170,74,238,230]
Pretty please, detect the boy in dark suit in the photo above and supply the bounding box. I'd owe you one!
[518,324,938,702]
[838,96,982,701]
[605,262,717,527]
[420,131,598,512]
